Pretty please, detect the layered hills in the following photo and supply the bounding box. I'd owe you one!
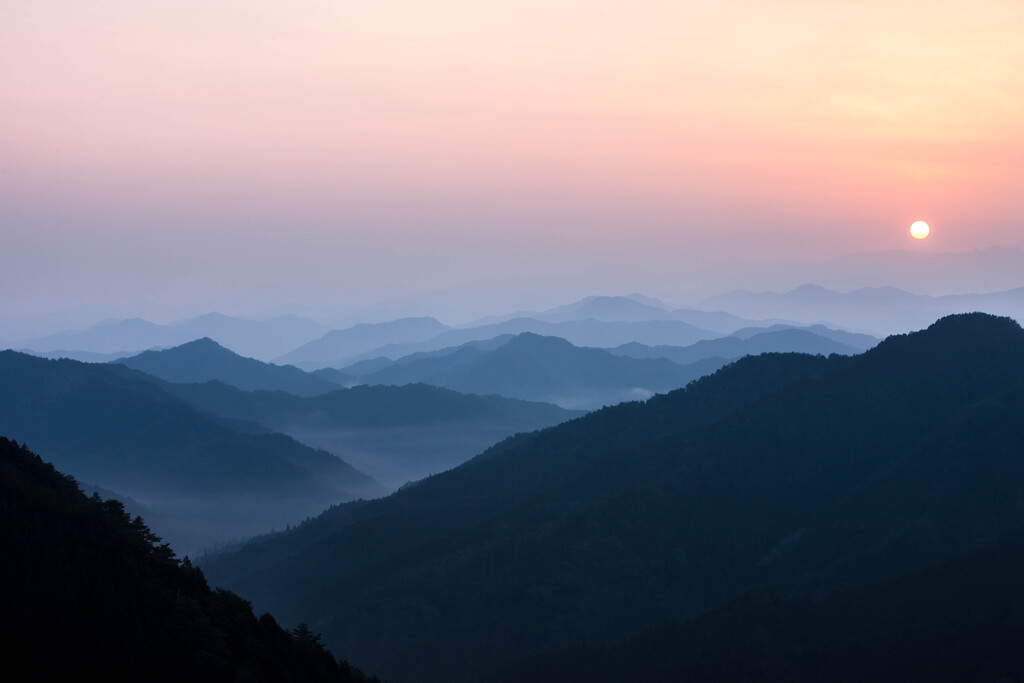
[19,312,327,361]
[279,317,723,369]
[204,313,1024,683]
[12,285,1020,371]
[99,336,581,487]
[350,332,712,409]
[115,337,346,396]
[0,350,383,553]
[161,379,580,488]
[277,317,452,368]
[340,327,869,410]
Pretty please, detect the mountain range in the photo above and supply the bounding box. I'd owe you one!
[696,284,1024,336]
[475,295,764,332]
[275,317,452,369]
[203,313,1024,683]
[15,312,327,361]
[159,379,580,489]
[15,286,1011,370]
[115,337,347,396]
[278,316,726,370]
[80,336,577,487]
[608,326,872,366]
[0,350,383,553]
[345,332,716,409]
[334,326,872,410]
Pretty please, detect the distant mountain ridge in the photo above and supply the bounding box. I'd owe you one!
[276,317,451,368]
[698,284,1024,335]
[284,318,724,370]
[340,326,871,409]
[537,296,677,323]
[13,284,1020,371]
[726,323,878,348]
[609,327,869,366]
[349,332,716,409]
[115,337,345,396]
[17,312,327,361]
[465,295,772,333]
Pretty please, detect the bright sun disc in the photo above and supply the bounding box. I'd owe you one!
[910,220,930,239]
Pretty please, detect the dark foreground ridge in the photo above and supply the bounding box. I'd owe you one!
[0,436,382,683]
[492,525,1024,682]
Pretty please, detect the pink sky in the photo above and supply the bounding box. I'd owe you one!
[2,0,1023,315]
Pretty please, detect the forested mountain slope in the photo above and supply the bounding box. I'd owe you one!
[492,524,1024,683]
[205,314,1024,682]
[0,437,381,683]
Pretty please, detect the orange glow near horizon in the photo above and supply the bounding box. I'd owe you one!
[1,0,1023,267]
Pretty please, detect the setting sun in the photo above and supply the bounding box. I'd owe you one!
[910,220,931,240]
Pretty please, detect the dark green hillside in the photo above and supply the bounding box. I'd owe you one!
[0,437,379,683]
[492,525,1024,683]
[205,314,1024,683]
[0,351,382,552]
[115,337,343,396]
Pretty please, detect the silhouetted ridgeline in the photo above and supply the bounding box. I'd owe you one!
[204,313,1024,683]
[0,437,381,683]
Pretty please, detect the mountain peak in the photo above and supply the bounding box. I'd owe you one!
[502,332,575,350]
[114,337,343,396]
[179,336,229,351]
[888,312,1023,352]
[926,311,1022,336]
[121,336,236,362]
[859,312,1024,386]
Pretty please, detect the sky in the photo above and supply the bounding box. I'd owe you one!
[2,0,1023,321]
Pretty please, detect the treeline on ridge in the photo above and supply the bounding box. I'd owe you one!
[0,436,381,683]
